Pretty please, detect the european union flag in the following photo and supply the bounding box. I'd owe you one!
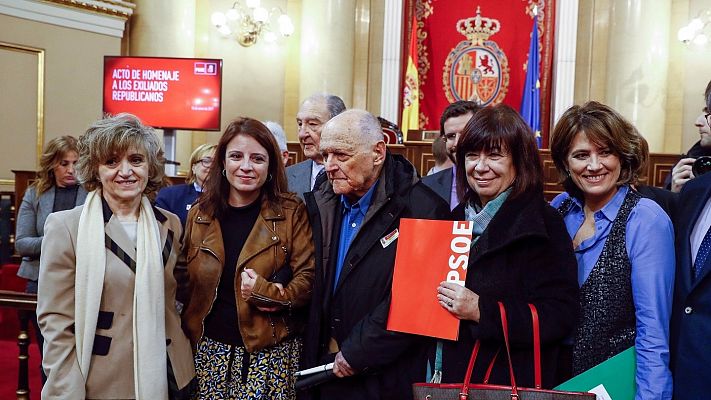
[520,15,541,148]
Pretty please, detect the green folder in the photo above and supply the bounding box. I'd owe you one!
[554,347,636,400]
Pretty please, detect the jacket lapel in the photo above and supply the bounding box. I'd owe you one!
[104,216,138,271]
[466,193,547,266]
[38,187,55,228]
[236,202,285,269]
[290,160,313,195]
[686,179,711,290]
[76,187,88,207]
[152,207,173,267]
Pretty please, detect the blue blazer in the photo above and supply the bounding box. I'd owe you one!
[670,171,711,400]
[155,183,199,226]
[286,159,314,200]
[421,167,454,207]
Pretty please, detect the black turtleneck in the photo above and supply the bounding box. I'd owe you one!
[203,197,261,345]
[53,185,79,212]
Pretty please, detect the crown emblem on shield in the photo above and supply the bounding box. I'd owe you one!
[442,7,510,106]
[456,6,500,46]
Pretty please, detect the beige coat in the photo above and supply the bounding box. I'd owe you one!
[37,203,195,399]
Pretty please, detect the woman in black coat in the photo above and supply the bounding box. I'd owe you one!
[435,104,579,388]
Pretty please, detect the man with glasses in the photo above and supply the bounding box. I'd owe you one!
[422,100,481,210]
[666,80,711,192]
[670,80,711,400]
[287,93,346,199]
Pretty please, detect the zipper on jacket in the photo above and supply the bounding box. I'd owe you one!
[249,292,292,307]
[197,246,222,347]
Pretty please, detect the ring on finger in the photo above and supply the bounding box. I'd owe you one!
[448,301,453,307]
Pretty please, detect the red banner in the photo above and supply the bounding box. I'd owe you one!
[407,0,555,145]
[103,57,223,131]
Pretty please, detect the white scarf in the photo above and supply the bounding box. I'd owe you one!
[75,190,168,399]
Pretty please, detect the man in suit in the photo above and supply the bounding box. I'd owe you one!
[666,79,711,192]
[287,93,346,199]
[669,92,711,400]
[302,109,449,399]
[422,100,481,210]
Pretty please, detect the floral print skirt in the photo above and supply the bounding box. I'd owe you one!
[194,336,301,400]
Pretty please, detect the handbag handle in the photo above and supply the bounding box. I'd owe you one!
[498,302,520,398]
[528,303,542,389]
[498,302,543,390]
[459,302,542,398]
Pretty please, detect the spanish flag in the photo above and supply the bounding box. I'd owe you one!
[401,15,419,137]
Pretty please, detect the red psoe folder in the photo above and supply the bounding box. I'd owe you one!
[387,218,473,340]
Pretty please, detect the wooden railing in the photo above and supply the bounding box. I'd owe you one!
[0,290,38,400]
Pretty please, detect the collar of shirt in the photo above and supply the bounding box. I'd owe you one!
[568,185,629,252]
[193,182,203,193]
[340,178,379,218]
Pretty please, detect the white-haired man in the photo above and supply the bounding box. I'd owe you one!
[264,120,290,166]
[301,109,449,400]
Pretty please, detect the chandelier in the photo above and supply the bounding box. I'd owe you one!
[678,10,711,46]
[211,0,295,47]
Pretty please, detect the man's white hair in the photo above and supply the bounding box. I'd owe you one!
[264,121,288,152]
[323,109,384,150]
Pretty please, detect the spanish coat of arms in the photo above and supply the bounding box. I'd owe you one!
[442,7,510,106]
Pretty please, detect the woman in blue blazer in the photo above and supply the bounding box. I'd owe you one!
[155,143,215,226]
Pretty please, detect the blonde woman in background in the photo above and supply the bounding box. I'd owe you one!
[155,143,216,226]
[15,135,87,383]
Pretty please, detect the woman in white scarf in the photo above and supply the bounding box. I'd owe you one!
[37,113,195,399]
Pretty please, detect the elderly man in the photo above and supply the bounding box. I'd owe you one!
[422,100,480,210]
[287,93,346,198]
[670,86,711,400]
[301,109,449,400]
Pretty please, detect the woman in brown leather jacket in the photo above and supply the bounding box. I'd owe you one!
[179,117,315,399]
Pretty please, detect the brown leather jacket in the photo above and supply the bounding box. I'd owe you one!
[179,193,315,353]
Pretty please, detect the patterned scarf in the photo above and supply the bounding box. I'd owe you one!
[464,188,511,243]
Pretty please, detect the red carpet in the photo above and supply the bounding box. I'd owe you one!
[0,263,41,398]
[0,329,42,399]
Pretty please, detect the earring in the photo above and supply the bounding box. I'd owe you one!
[222,169,226,177]
[267,173,273,182]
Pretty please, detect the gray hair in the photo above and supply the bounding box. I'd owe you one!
[76,113,166,198]
[356,110,386,146]
[323,109,385,150]
[264,121,288,152]
[304,93,346,119]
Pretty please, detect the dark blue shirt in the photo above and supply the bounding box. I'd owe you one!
[334,180,379,292]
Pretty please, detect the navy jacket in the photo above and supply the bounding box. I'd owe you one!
[670,171,711,400]
[155,183,199,226]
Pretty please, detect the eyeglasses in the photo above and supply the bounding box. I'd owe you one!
[705,113,711,127]
[442,132,459,142]
[197,157,213,167]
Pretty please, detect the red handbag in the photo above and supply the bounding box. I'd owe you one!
[412,303,595,400]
